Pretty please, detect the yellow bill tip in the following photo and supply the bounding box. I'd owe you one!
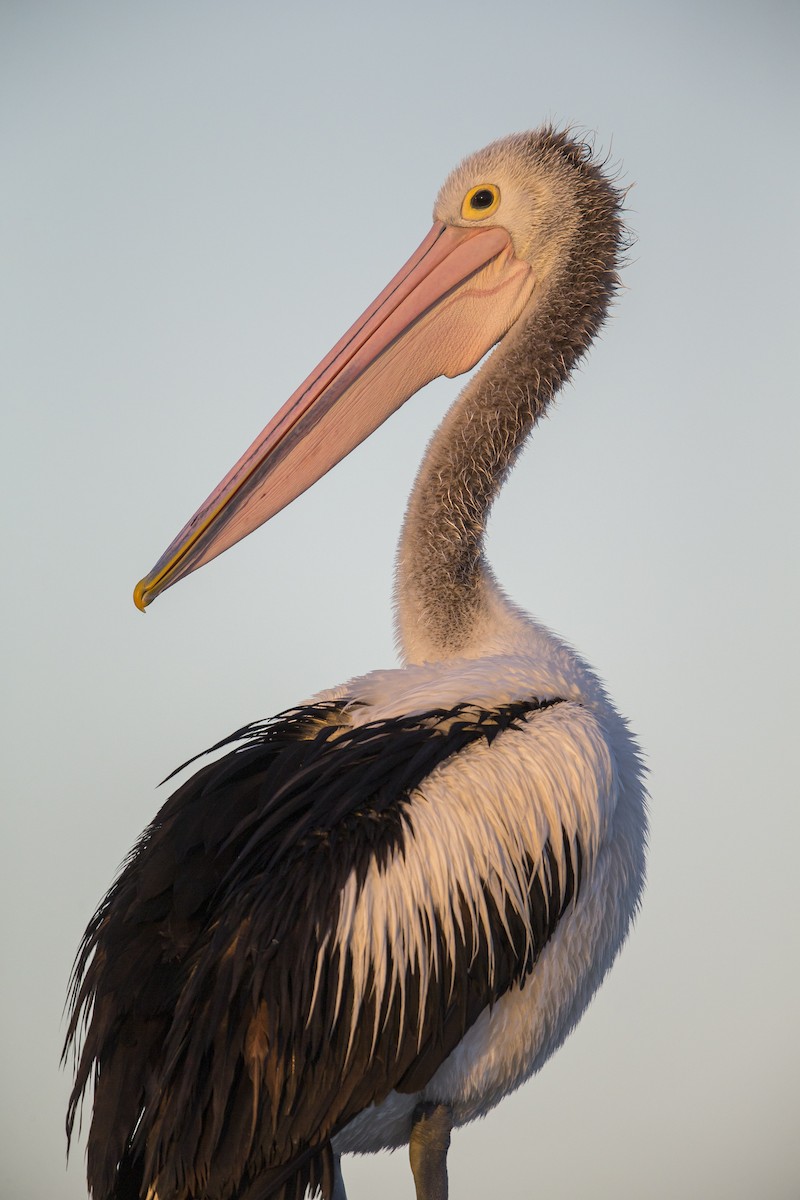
[133,579,151,612]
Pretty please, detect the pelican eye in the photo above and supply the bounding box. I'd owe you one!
[462,184,500,220]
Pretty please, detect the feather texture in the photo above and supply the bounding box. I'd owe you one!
[65,696,580,1200]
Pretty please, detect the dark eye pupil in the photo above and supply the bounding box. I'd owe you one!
[470,189,494,210]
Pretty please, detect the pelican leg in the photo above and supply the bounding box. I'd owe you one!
[331,1151,348,1200]
[409,1102,453,1200]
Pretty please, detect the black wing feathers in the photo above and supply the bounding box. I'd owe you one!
[65,696,577,1200]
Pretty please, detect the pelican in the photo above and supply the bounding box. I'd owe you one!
[65,126,647,1200]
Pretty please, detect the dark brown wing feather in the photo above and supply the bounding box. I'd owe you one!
[65,697,578,1199]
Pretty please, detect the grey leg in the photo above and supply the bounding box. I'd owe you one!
[331,1151,348,1200]
[409,1102,453,1200]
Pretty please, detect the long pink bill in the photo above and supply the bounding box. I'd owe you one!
[134,221,535,610]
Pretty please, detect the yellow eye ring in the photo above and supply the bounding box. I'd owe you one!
[461,183,501,220]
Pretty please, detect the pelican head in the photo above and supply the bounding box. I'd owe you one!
[134,128,622,611]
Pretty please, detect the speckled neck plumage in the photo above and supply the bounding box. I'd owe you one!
[395,130,625,664]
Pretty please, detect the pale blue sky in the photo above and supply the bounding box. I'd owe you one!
[2,2,798,1197]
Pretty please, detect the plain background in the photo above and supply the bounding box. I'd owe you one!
[2,2,798,1197]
